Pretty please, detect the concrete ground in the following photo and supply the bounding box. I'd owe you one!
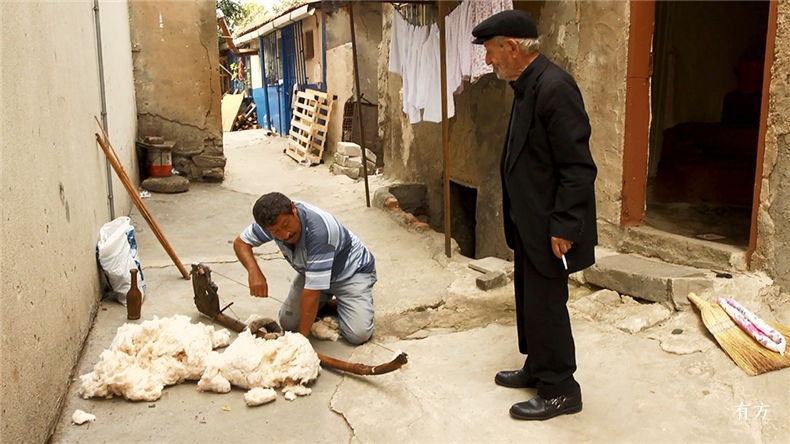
[52,129,788,443]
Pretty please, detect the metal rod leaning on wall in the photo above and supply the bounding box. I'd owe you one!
[94,117,191,280]
[348,1,371,207]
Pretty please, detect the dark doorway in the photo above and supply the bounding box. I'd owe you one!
[450,181,477,258]
[647,1,769,247]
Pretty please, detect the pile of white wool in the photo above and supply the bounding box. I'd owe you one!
[197,329,321,404]
[79,315,230,401]
[79,315,322,406]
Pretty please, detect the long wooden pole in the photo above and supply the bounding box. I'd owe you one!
[438,1,451,257]
[349,2,371,207]
[94,118,190,279]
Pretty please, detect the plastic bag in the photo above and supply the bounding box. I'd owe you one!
[96,216,146,305]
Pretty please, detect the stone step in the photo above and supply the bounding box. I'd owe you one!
[582,248,716,310]
[620,225,747,272]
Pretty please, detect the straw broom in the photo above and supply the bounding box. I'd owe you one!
[688,292,790,376]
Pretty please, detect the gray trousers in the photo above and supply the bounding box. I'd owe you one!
[279,271,376,345]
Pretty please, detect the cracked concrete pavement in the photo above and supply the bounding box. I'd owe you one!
[51,129,788,443]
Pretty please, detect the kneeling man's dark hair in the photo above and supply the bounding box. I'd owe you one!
[253,192,293,227]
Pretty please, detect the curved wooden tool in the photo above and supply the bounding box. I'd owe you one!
[316,352,408,375]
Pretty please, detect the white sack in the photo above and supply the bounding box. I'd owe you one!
[96,216,146,305]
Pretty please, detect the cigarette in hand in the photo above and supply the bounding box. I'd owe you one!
[561,254,568,270]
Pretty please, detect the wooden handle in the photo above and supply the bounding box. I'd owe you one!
[94,118,190,279]
[317,351,408,375]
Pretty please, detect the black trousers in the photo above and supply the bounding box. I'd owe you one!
[513,231,579,398]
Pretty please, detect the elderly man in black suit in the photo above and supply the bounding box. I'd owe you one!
[472,9,598,421]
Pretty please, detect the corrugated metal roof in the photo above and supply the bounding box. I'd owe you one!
[234,1,319,45]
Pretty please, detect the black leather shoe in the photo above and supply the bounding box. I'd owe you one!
[509,390,582,420]
[494,368,538,388]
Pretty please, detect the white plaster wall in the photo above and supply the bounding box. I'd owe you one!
[250,54,263,89]
[100,0,138,217]
[0,1,137,442]
[326,42,354,157]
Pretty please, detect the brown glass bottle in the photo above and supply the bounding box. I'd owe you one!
[126,268,142,320]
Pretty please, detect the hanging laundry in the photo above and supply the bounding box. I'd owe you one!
[419,24,444,123]
[445,0,471,97]
[389,9,436,123]
[388,0,513,124]
[405,22,431,123]
[468,0,513,83]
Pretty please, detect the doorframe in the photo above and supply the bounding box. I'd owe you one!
[621,0,775,270]
[747,0,778,269]
[620,0,654,227]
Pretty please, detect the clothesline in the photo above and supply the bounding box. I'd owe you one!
[393,2,436,27]
[393,0,473,27]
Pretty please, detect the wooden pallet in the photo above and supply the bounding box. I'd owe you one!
[285,89,333,165]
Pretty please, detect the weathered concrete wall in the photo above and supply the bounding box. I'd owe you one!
[0,1,137,442]
[377,4,408,182]
[442,75,514,258]
[129,0,225,181]
[539,1,629,247]
[325,3,380,101]
[754,1,790,289]
[379,3,515,259]
[324,3,382,160]
[304,14,323,88]
[378,0,790,294]
[379,1,628,259]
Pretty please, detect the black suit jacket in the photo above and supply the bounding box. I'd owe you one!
[500,54,598,278]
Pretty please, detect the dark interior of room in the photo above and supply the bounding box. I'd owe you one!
[450,181,477,258]
[647,0,769,248]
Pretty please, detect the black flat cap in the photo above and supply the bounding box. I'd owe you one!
[472,9,538,44]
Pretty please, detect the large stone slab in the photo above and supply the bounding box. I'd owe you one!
[468,256,513,275]
[584,253,714,309]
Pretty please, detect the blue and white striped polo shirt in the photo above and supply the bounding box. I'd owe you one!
[240,201,375,290]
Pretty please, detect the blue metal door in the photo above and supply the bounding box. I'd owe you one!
[280,24,298,133]
[254,22,308,135]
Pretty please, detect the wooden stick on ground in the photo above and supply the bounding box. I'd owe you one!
[95,118,190,279]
